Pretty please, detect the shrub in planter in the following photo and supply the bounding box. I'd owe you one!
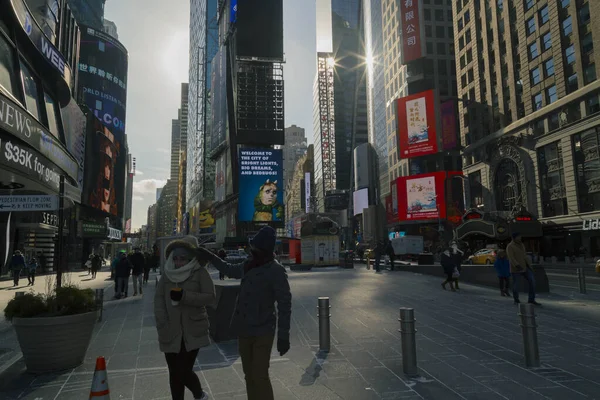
[3,284,99,374]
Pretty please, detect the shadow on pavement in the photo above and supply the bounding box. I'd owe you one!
[299,351,328,386]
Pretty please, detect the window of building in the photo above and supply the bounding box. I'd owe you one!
[424,9,431,21]
[43,91,61,139]
[461,74,467,87]
[0,34,17,97]
[582,33,594,54]
[579,2,590,24]
[447,10,453,21]
[460,55,466,68]
[562,16,573,36]
[456,0,462,13]
[549,112,560,131]
[19,61,41,121]
[567,74,578,93]
[459,36,465,50]
[529,42,539,60]
[436,26,445,38]
[464,10,470,23]
[573,128,600,213]
[427,42,434,55]
[468,68,474,82]
[538,142,568,217]
[588,95,600,114]
[448,27,454,38]
[531,67,541,85]
[561,0,570,7]
[542,32,552,51]
[435,10,444,21]
[566,45,576,64]
[547,85,557,104]
[524,0,534,10]
[438,59,447,75]
[498,0,504,10]
[539,5,549,25]
[526,17,536,35]
[437,42,446,55]
[585,64,597,84]
[466,49,472,63]
[533,92,543,110]
[469,170,484,207]
[425,25,433,37]
[458,18,464,31]
[544,58,554,77]
[465,29,471,44]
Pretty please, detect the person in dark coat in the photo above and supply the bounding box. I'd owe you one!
[385,240,395,271]
[494,249,511,296]
[374,241,384,272]
[115,251,133,299]
[129,248,146,296]
[10,250,26,286]
[199,226,291,400]
[440,248,456,291]
[217,249,227,280]
[451,242,464,290]
[143,252,152,284]
[91,254,102,279]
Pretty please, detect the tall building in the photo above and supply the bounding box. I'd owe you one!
[66,0,106,30]
[177,83,189,229]
[179,83,190,153]
[454,0,600,258]
[313,0,368,212]
[171,117,181,181]
[103,18,118,39]
[147,204,158,248]
[283,125,308,190]
[187,0,219,221]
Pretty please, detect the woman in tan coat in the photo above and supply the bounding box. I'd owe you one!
[154,236,216,400]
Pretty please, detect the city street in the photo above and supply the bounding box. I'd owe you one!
[0,266,599,399]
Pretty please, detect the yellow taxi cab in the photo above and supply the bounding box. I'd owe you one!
[469,249,497,265]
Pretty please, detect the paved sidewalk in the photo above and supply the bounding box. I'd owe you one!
[0,267,599,399]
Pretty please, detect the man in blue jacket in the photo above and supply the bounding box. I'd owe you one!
[199,226,292,400]
[11,250,26,286]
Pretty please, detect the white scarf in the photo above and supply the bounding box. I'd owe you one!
[163,254,202,284]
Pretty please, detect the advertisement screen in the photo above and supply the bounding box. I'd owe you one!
[198,209,216,229]
[83,117,126,221]
[236,0,283,60]
[397,90,438,158]
[238,148,284,222]
[210,46,227,153]
[353,188,369,216]
[396,172,447,221]
[78,25,128,134]
[441,100,458,151]
[400,0,424,64]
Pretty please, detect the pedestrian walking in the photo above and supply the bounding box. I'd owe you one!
[38,252,47,273]
[27,255,38,286]
[85,255,93,275]
[91,254,102,279]
[494,249,511,296]
[507,232,541,306]
[200,226,292,400]
[129,248,146,296]
[217,249,227,280]
[451,242,464,290]
[10,250,25,286]
[154,236,215,400]
[143,252,151,284]
[115,251,132,299]
[386,240,396,271]
[374,241,383,273]
[441,248,457,291]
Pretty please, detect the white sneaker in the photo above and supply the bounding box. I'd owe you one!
[196,392,208,400]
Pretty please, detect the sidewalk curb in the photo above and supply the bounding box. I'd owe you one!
[0,351,22,376]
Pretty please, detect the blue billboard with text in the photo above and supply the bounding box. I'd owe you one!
[238,148,284,223]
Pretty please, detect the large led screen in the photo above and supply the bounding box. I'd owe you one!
[78,26,128,134]
[238,148,284,222]
[236,0,283,60]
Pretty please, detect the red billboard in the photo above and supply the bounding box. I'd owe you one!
[400,0,423,64]
[397,90,438,158]
[396,172,447,222]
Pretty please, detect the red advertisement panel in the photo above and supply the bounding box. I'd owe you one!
[397,90,438,158]
[400,0,423,64]
[396,172,447,221]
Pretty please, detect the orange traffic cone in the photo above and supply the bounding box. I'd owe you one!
[89,356,110,399]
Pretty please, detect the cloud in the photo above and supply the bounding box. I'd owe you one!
[135,170,144,176]
[132,195,145,201]
[157,148,170,154]
[133,179,167,197]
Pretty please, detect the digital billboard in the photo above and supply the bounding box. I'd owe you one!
[399,0,424,64]
[397,90,438,158]
[83,117,126,221]
[210,46,227,153]
[236,0,283,60]
[396,172,447,222]
[353,188,369,216]
[78,26,128,134]
[238,148,284,222]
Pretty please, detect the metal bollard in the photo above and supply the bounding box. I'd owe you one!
[15,292,25,298]
[95,289,104,322]
[317,297,331,352]
[398,308,418,376]
[577,268,587,294]
[518,303,540,368]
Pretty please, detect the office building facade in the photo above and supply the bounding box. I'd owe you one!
[454,0,600,258]
[66,0,105,31]
[283,125,308,190]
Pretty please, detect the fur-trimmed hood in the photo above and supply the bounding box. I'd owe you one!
[165,236,200,259]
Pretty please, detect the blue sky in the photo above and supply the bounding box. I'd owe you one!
[104,0,316,230]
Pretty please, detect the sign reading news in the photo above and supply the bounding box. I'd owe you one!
[238,148,284,222]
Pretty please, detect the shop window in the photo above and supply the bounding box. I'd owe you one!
[538,142,568,217]
[19,61,41,121]
[43,91,61,139]
[0,35,17,97]
[573,128,600,213]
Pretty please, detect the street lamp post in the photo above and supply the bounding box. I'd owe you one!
[56,175,65,289]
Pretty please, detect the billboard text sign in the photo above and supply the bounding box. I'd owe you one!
[397,90,438,158]
[238,148,284,223]
[400,0,423,64]
[396,172,447,221]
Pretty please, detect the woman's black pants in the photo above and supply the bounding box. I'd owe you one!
[164,340,203,400]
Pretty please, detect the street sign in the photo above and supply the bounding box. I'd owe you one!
[0,195,59,212]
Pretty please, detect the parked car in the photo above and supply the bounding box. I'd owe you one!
[469,249,497,265]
